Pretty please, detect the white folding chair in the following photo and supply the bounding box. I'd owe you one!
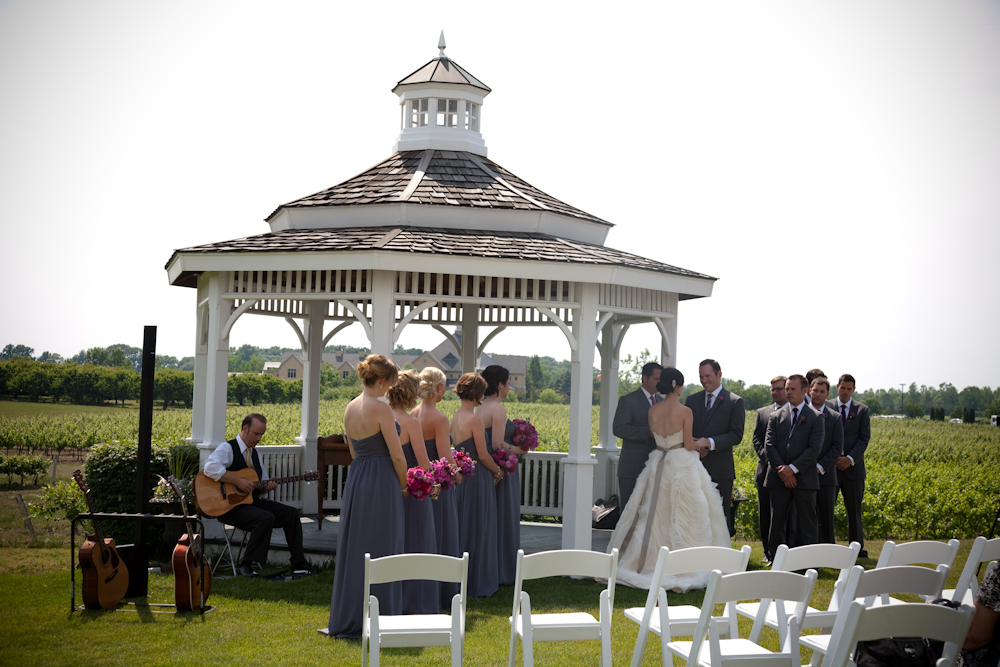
[361,552,468,667]
[211,521,248,576]
[822,600,974,667]
[800,564,950,666]
[942,535,1000,606]
[873,539,959,605]
[735,542,861,645]
[625,545,752,667]
[666,568,818,667]
[508,548,618,667]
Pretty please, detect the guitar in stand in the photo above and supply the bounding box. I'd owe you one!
[166,476,211,611]
[193,469,319,518]
[73,470,130,610]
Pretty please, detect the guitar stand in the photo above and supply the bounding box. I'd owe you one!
[71,512,214,615]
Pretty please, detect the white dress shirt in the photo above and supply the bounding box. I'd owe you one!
[641,386,657,407]
[705,386,723,450]
[203,434,269,482]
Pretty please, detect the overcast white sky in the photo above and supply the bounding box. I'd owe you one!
[2,0,998,391]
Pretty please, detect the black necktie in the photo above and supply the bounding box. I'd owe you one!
[706,394,713,410]
[792,407,799,424]
[841,404,847,426]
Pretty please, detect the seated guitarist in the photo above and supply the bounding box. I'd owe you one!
[203,413,312,577]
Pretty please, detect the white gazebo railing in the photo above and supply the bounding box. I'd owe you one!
[255,444,308,508]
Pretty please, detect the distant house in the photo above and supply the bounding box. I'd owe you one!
[260,335,526,393]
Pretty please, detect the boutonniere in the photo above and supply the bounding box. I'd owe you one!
[848,411,856,420]
[799,415,807,425]
[821,412,829,419]
[716,395,724,403]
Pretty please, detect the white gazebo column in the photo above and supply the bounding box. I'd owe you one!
[296,299,325,515]
[562,283,598,550]
[461,303,479,372]
[198,271,233,465]
[189,274,210,446]
[369,270,396,356]
[658,294,679,368]
[592,320,621,501]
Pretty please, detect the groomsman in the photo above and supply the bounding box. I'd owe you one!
[688,359,745,527]
[753,376,787,563]
[828,374,871,557]
[804,369,826,405]
[810,377,844,544]
[613,362,663,508]
[764,374,824,556]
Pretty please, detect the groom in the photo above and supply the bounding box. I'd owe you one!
[687,359,745,528]
[613,362,662,508]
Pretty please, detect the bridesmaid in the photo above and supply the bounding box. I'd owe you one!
[387,370,438,615]
[478,365,523,587]
[451,372,505,597]
[412,366,463,610]
[327,355,408,638]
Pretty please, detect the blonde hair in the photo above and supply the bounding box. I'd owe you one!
[386,370,420,410]
[418,367,447,400]
[356,354,398,387]
[454,372,486,402]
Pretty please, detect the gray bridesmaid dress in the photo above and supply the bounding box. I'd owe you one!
[428,438,461,610]
[454,436,498,597]
[327,429,404,637]
[490,419,521,586]
[400,441,439,614]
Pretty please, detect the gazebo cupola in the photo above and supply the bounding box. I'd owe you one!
[392,32,490,157]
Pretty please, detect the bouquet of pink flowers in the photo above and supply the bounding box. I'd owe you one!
[511,418,539,451]
[406,466,438,501]
[491,447,518,474]
[453,449,476,477]
[431,458,457,491]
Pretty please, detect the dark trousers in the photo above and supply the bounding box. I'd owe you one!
[816,485,838,544]
[219,497,306,567]
[618,475,637,511]
[839,478,865,549]
[768,487,817,557]
[714,478,734,532]
[756,480,771,557]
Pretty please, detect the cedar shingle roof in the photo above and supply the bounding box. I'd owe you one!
[168,226,714,281]
[266,151,611,226]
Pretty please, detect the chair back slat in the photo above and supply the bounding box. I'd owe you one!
[520,549,617,580]
[852,564,948,600]
[662,545,752,575]
[367,552,467,585]
[713,569,817,605]
[876,539,960,569]
[772,542,860,572]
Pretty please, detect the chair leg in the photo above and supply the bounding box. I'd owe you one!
[600,589,612,667]
[369,597,380,667]
[521,592,534,667]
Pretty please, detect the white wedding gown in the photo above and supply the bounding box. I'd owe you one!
[607,430,731,592]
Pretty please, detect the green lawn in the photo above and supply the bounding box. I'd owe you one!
[0,538,983,667]
[0,399,142,418]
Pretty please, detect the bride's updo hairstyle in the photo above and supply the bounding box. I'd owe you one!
[386,370,420,410]
[418,366,447,400]
[656,367,685,395]
[356,354,398,387]
[481,365,509,397]
[455,372,487,402]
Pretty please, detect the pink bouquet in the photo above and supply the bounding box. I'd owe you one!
[431,458,457,491]
[453,449,476,477]
[406,466,438,501]
[491,448,518,474]
[511,419,539,451]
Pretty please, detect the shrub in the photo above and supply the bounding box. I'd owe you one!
[0,453,48,485]
[537,388,564,404]
[30,480,89,524]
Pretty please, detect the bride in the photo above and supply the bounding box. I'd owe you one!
[607,367,731,592]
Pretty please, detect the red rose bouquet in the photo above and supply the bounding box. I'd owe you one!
[491,447,518,474]
[453,449,476,477]
[406,466,437,501]
[511,418,539,451]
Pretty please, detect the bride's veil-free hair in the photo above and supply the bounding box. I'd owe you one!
[656,367,684,395]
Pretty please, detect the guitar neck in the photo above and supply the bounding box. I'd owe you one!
[73,470,108,555]
[252,473,313,490]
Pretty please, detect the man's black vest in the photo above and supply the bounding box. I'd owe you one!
[228,439,263,479]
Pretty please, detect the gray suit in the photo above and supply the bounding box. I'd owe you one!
[753,403,780,557]
[814,404,844,544]
[764,402,824,555]
[687,387,745,524]
[827,399,871,550]
[612,388,656,508]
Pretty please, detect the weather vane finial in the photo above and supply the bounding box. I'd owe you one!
[438,30,447,59]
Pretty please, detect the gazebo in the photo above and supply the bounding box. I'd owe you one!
[164,34,716,550]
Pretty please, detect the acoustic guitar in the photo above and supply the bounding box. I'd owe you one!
[73,470,129,610]
[192,468,319,517]
[166,476,211,611]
